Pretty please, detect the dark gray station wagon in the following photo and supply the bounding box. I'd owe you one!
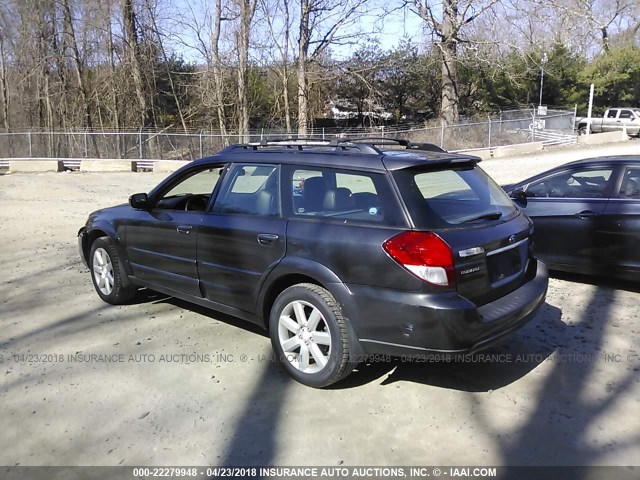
[79,139,548,387]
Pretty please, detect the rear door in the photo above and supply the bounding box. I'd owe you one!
[197,163,287,312]
[519,165,617,271]
[601,165,640,277]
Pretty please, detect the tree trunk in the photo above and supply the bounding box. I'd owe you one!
[144,0,189,134]
[63,0,100,156]
[123,0,153,128]
[0,33,10,132]
[107,1,122,156]
[236,0,256,143]
[282,0,292,133]
[297,0,310,136]
[211,0,228,142]
[440,0,460,126]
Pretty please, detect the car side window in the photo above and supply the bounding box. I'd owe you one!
[525,168,613,199]
[619,110,633,119]
[213,164,280,216]
[619,168,640,200]
[606,110,617,118]
[287,166,401,225]
[155,166,223,211]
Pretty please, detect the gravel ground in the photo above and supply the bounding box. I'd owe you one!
[0,141,639,467]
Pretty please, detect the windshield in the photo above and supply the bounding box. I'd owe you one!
[393,165,519,229]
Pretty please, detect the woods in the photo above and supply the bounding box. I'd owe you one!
[0,0,638,136]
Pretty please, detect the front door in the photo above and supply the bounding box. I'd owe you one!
[521,166,616,269]
[197,163,287,312]
[126,165,224,296]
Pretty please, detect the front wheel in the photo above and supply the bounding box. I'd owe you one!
[269,283,354,388]
[89,237,136,304]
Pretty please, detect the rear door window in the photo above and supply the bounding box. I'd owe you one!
[285,166,403,226]
[619,167,640,199]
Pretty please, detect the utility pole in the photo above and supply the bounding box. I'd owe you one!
[539,53,548,107]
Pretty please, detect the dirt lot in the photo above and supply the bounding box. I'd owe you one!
[1,142,639,467]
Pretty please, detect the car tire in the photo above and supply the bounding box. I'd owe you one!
[89,237,136,304]
[269,283,354,388]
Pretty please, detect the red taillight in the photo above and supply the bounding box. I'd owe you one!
[382,231,455,287]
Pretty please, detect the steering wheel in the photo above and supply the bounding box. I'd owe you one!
[184,194,210,211]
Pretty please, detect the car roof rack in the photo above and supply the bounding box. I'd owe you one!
[259,137,330,146]
[329,137,446,153]
[222,141,380,155]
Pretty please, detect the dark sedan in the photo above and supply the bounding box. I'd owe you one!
[504,156,640,282]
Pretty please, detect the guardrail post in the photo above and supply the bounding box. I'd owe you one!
[28,130,32,157]
[440,120,445,148]
[199,130,203,158]
[488,115,492,150]
[138,128,143,159]
[84,129,88,158]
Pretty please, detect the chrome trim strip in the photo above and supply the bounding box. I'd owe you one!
[459,246,485,258]
[359,338,467,354]
[486,238,527,257]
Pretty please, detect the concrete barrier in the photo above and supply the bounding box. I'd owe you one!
[9,160,63,172]
[493,142,544,159]
[459,148,492,160]
[81,160,135,172]
[577,130,629,145]
[153,160,190,173]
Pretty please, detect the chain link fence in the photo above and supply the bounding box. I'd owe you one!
[0,107,577,168]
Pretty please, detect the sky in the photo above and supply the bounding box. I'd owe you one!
[162,0,426,64]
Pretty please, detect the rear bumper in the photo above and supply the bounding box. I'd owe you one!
[339,260,548,357]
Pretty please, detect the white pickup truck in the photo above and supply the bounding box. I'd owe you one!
[575,108,640,136]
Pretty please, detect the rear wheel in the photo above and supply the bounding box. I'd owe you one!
[89,237,136,304]
[269,283,354,388]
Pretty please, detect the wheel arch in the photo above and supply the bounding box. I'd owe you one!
[260,273,323,331]
[84,224,133,284]
[258,257,344,331]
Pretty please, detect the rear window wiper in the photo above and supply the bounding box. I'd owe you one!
[458,211,503,224]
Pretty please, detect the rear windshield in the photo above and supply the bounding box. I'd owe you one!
[393,165,518,229]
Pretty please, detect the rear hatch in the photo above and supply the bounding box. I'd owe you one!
[390,162,533,306]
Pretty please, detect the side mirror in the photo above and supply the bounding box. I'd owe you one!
[511,189,528,207]
[129,193,149,209]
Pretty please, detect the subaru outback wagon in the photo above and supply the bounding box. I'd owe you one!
[78,138,548,387]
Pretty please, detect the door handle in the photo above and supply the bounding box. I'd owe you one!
[575,210,597,219]
[257,233,279,245]
[177,225,193,234]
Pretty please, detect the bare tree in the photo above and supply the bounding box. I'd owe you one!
[296,0,368,135]
[405,0,500,125]
[210,0,230,138]
[260,0,294,132]
[123,0,153,127]
[528,0,638,53]
[233,0,258,142]
[0,8,12,132]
